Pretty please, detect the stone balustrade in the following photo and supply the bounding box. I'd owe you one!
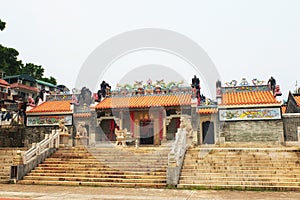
[10,129,60,181]
[167,124,187,186]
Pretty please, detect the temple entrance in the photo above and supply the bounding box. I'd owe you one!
[139,120,154,145]
[98,119,116,141]
[202,121,214,144]
[166,117,181,140]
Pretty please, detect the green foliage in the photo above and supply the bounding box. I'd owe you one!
[0,19,58,85]
[21,63,44,79]
[40,76,57,85]
[0,44,22,76]
[0,19,6,31]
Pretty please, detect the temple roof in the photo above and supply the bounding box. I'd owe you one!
[95,94,191,109]
[27,100,72,114]
[220,91,280,106]
[294,95,300,106]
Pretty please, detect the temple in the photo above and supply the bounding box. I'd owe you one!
[4,75,300,190]
[18,77,288,147]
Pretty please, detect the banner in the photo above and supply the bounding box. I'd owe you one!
[27,115,73,126]
[219,107,281,121]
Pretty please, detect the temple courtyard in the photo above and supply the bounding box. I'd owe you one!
[1,184,300,200]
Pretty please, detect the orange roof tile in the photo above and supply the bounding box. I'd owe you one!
[198,108,218,114]
[96,94,191,109]
[220,91,279,106]
[281,105,287,114]
[294,96,300,106]
[27,101,72,113]
[0,79,9,87]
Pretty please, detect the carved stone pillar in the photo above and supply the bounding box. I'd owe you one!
[162,118,167,142]
[119,111,123,130]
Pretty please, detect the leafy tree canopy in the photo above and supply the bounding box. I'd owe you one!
[0,19,58,86]
[40,76,57,85]
[0,44,22,76]
[21,63,44,80]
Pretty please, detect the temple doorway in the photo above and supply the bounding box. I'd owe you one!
[98,119,116,141]
[139,120,154,145]
[166,117,181,140]
[202,121,214,144]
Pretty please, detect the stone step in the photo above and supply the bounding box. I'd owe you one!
[50,155,168,160]
[23,175,166,183]
[31,169,166,176]
[38,162,167,168]
[184,160,300,167]
[185,154,299,159]
[46,158,168,162]
[181,169,300,175]
[27,172,165,179]
[18,180,166,188]
[19,146,169,188]
[182,165,300,171]
[183,164,300,168]
[33,166,166,172]
[187,147,300,152]
[42,160,167,165]
[178,180,300,187]
[177,183,300,191]
[180,175,300,182]
[180,173,300,179]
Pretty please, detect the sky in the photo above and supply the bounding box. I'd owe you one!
[1,0,300,100]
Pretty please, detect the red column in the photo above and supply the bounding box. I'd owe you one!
[159,110,163,140]
[130,111,135,137]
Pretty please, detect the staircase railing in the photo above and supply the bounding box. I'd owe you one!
[10,129,60,181]
[167,126,187,186]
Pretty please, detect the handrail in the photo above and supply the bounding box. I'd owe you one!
[167,125,187,186]
[10,129,60,181]
[22,129,60,164]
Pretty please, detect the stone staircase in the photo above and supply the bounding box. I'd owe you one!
[18,146,169,188]
[0,148,26,183]
[178,146,300,191]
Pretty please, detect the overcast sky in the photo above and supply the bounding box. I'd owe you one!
[1,0,300,100]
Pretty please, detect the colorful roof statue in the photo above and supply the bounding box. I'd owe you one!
[96,79,192,110]
[218,78,281,107]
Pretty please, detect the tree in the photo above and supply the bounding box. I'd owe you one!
[0,44,22,76]
[0,19,5,31]
[0,19,58,85]
[40,76,57,85]
[21,63,44,79]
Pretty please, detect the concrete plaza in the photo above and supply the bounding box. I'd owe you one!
[1,184,300,200]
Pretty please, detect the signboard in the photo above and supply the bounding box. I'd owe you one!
[27,115,73,126]
[219,107,281,121]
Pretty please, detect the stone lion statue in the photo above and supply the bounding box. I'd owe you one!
[59,119,69,134]
[76,121,87,137]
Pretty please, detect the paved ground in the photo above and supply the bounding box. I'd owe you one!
[1,184,300,200]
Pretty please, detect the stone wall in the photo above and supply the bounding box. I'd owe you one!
[282,114,300,141]
[220,120,283,142]
[24,126,72,147]
[0,126,72,147]
[0,126,25,147]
